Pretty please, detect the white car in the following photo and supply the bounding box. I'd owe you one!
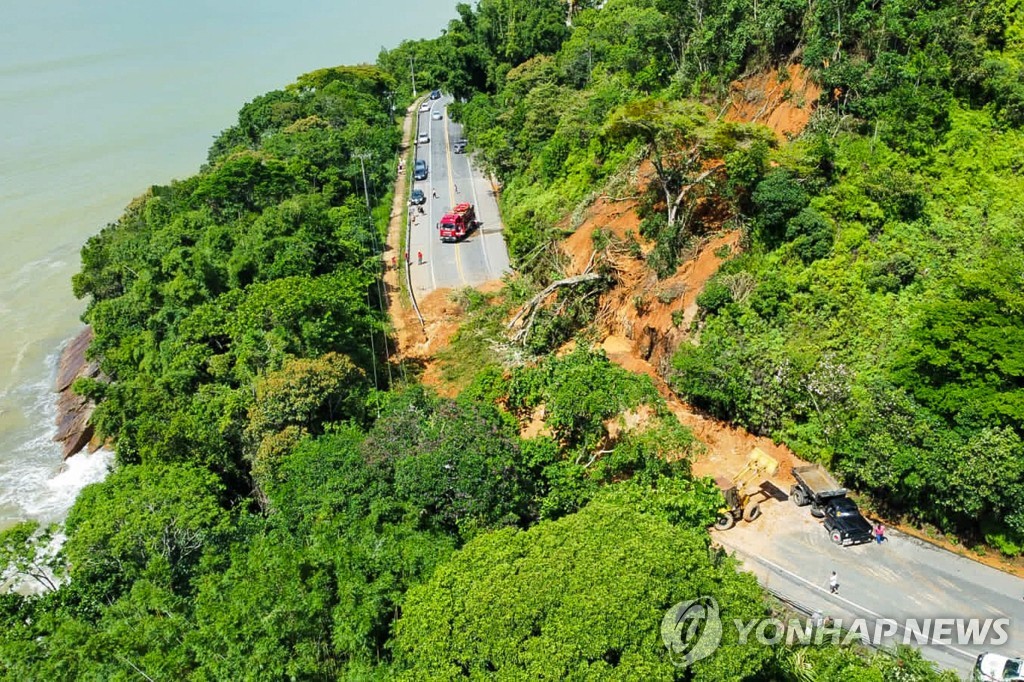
[417,132,430,145]
[975,653,1024,681]
[419,101,431,112]
[431,110,443,120]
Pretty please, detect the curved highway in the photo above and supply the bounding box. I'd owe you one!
[407,96,510,297]
[715,493,1024,677]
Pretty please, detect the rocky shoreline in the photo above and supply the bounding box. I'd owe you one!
[53,326,103,459]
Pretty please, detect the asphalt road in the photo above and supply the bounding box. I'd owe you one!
[407,96,511,297]
[716,495,1024,678]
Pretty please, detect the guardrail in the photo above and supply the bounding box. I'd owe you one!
[405,227,425,329]
[406,101,426,331]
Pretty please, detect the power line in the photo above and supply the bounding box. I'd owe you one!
[365,289,379,396]
[355,150,395,387]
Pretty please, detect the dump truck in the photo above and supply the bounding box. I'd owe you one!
[714,448,779,530]
[791,464,874,545]
[789,464,846,510]
[438,202,478,242]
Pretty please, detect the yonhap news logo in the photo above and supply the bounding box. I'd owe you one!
[662,596,1012,668]
[660,596,723,668]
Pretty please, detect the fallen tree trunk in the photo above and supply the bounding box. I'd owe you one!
[667,165,720,227]
[507,272,602,344]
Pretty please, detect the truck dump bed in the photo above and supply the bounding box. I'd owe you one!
[792,464,846,499]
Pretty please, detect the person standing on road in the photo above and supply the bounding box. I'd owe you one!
[874,522,886,544]
[453,182,459,194]
[829,571,839,594]
[432,188,437,199]
[417,251,423,265]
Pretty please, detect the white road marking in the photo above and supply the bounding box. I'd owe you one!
[725,544,977,660]
[442,105,465,285]
[466,156,493,279]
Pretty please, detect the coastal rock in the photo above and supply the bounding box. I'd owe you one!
[55,327,98,393]
[53,326,103,460]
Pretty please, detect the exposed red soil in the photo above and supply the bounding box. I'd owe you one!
[544,66,828,484]
[385,76,1024,576]
[599,335,801,486]
[555,185,806,488]
[560,188,739,375]
[408,287,482,397]
[724,64,821,141]
[520,405,553,440]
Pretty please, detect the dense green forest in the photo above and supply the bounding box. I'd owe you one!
[1,0,1021,677]
[385,0,1024,549]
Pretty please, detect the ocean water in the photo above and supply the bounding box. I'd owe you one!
[0,0,458,528]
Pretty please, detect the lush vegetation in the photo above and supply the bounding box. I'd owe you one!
[672,115,1024,550]
[384,0,1024,550]
[1,0,1018,677]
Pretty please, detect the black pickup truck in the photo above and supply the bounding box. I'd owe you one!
[821,496,874,546]
[791,464,874,546]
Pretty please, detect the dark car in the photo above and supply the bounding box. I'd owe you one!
[452,138,467,153]
[430,89,441,100]
[414,160,428,180]
[410,189,426,205]
[822,497,874,546]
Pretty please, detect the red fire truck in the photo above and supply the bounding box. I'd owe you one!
[437,203,479,243]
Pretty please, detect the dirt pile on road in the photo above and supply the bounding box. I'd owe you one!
[400,287,473,397]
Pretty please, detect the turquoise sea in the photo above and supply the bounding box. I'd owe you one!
[0,0,457,526]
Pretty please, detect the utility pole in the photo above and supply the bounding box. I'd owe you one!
[409,54,417,97]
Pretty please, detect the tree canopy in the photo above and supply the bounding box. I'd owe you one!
[1,0,1017,677]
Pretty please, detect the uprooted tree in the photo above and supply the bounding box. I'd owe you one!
[507,272,603,346]
[601,99,773,275]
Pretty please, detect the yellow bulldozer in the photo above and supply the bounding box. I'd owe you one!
[713,448,779,530]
